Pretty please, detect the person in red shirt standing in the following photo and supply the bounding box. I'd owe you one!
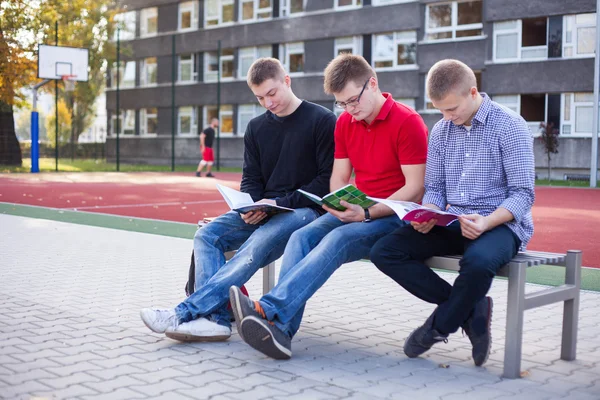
[229,53,428,359]
[196,118,218,178]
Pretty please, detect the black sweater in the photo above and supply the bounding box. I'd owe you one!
[240,101,336,210]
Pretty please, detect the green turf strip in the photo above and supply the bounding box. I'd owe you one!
[2,202,599,292]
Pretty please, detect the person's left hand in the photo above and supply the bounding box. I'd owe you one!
[458,214,489,240]
[323,200,364,223]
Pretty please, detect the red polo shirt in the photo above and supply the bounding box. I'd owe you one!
[334,93,428,198]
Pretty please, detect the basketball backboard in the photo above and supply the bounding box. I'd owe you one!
[38,44,89,82]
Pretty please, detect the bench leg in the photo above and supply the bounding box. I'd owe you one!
[262,261,276,296]
[561,250,582,361]
[503,261,527,379]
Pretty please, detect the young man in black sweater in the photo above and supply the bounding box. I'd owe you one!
[141,58,336,341]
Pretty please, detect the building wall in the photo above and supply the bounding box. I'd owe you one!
[108,0,600,177]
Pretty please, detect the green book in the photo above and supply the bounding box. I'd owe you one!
[297,184,376,211]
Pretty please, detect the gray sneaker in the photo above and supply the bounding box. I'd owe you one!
[463,296,493,366]
[229,286,292,359]
[140,308,179,333]
[404,312,448,358]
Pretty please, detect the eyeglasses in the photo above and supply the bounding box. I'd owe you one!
[334,78,371,109]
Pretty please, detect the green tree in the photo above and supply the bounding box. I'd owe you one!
[45,100,71,147]
[539,122,560,179]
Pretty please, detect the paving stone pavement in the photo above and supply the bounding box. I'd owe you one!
[1,214,599,400]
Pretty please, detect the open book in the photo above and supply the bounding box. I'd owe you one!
[216,184,293,215]
[367,197,459,226]
[297,184,376,211]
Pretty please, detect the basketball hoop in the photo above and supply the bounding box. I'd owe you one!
[61,74,77,92]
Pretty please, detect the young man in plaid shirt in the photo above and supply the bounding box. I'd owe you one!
[370,59,535,367]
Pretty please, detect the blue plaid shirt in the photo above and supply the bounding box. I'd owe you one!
[423,93,535,249]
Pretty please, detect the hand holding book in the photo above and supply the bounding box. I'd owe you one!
[297,184,376,211]
[366,197,459,226]
[216,184,293,216]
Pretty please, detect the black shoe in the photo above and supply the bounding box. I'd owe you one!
[195,172,201,177]
[229,286,292,359]
[404,312,448,358]
[206,172,215,178]
[462,296,493,366]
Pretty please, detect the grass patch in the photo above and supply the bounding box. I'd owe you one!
[535,179,593,188]
[1,158,242,173]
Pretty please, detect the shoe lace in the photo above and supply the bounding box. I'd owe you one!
[253,301,275,326]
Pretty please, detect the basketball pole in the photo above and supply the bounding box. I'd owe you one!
[55,21,59,172]
[171,34,176,172]
[31,79,51,173]
[216,40,221,171]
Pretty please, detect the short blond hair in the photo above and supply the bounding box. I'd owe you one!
[246,58,286,86]
[323,54,376,94]
[426,59,477,101]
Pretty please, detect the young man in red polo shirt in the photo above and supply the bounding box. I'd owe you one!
[229,54,428,359]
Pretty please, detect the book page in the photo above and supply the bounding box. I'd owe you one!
[216,184,253,210]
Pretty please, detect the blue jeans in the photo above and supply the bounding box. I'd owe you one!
[370,221,521,335]
[259,213,405,338]
[175,208,320,327]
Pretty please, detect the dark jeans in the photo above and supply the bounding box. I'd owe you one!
[370,221,521,335]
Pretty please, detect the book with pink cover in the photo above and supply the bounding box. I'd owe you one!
[367,197,459,226]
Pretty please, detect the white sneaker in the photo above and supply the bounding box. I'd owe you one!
[165,318,232,342]
[140,308,179,333]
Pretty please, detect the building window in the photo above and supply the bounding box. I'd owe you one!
[204,49,234,82]
[564,13,596,58]
[178,106,198,135]
[140,7,158,37]
[425,71,481,110]
[205,105,234,135]
[141,57,157,86]
[240,0,272,22]
[140,108,158,135]
[238,104,262,135]
[279,42,304,75]
[179,1,199,31]
[493,94,520,113]
[334,36,362,56]
[205,0,234,26]
[280,0,305,17]
[110,61,136,88]
[335,0,361,10]
[425,0,482,41]
[493,18,548,62]
[111,110,135,135]
[372,31,416,70]
[238,46,272,79]
[113,11,136,40]
[179,54,197,83]
[562,93,594,135]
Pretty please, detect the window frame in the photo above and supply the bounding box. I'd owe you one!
[140,7,158,37]
[424,0,483,42]
[279,42,305,76]
[240,0,273,22]
[561,92,595,136]
[204,50,234,82]
[493,19,549,63]
[178,54,197,83]
[204,105,234,135]
[178,106,198,136]
[372,31,417,71]
[110,61,136,89]
[140,108,158,136]
[114,11,136,41]
[563,13,597,59]
[280,0,306,17]
[237,104,261,135]
[238,46,272,79]
[204,0,235,27]
[140,57,157,86]
[111,109,136,136]
[334,36,363,56]
[334,0,362,11]
[178,1,199,31]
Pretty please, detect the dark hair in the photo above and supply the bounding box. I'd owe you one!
[426,59,476,101]
[323,54,376,94]
[246,58,286,86]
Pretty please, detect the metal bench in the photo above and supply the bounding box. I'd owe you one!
[260,249,582,379]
